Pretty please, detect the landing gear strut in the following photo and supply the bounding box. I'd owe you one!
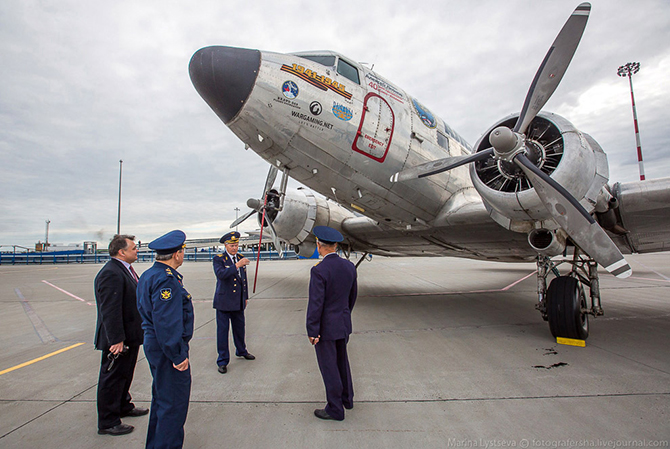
[535,249,604,340]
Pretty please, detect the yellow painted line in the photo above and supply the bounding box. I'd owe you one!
[556,337,586,347]
[0,342,86,376]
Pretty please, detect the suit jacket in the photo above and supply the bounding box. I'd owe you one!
[213,252,248,312]
[306,253,358,340]
[94,258,144,350]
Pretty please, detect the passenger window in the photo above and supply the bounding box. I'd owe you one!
[337,58,360,85]
[298,55,336,67]
[437,132,449,150]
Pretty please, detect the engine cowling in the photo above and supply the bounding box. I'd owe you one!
[265,187,356,255]
[469,112,609,233]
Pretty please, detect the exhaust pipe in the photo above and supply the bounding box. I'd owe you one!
[528,228,566,256]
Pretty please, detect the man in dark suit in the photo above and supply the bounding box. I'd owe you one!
[213,231,255,374]
[94,234,148,436]
[306,226,358,421]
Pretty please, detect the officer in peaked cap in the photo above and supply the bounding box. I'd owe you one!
[306,226,358,421]
[212,231,255,374]
[313,226,344,244]
[137,230,194,449]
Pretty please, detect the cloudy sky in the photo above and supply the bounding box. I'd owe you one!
[1,0,668,249]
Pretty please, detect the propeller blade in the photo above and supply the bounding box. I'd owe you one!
[230,209,255,229]
[263,165,279,196]
[252,195,269,294]
[514,2,590,134]
[514,153,631,278]
[264,215,284,258]
[390,148,494,182]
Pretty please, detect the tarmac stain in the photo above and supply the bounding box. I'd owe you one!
[533,362,569,369]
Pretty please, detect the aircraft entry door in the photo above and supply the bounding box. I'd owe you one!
[352,93,395,163]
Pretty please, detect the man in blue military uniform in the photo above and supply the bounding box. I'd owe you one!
[306,226,358,421]
[213,231,255,374]
[137,230,194,449]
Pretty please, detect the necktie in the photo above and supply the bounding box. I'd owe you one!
[129,265,139,282]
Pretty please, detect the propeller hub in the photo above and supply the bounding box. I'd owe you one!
[247,198,262,211]
[490,126,523,160]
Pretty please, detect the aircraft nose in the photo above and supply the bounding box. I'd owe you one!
[189,46,261,124]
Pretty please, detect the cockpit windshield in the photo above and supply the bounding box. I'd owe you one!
[298,54,336,67]
[296,53,360,85]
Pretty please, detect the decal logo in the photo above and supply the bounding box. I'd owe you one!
[282,80,299,99]
[309,101,322,116]
[291,110,333,130]
[365,73,405,104]
[281,63,352,100]
[412,98,437,129]
[332,102,353,121]
[160,288,172,301]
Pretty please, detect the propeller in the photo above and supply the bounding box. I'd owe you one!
[391,3,632,278]
[229,165,284,257]
[230,165,278,228]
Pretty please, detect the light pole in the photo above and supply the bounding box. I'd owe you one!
[45,220,50,250]
[117,160,123,234]
[617,62,644,181]
[234,207,240,232]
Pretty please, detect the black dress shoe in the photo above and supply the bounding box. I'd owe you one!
[218,365,227,374]
[98,423,134,436]
[239,353,255,360]
[121,407,149,417]
[344,403,354,410]
[314,409,342,420]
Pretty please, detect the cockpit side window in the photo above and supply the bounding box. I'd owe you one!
[298,55,336,67]
[337,58,360,85]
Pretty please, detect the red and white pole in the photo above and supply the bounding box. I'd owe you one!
[618,62,644,181]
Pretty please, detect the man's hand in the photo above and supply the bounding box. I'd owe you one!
[109,342,125,355]
[236,257,250,268]
[173,358,189,371]
[309,336,320,345]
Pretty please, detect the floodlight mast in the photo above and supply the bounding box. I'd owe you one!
[617,62,645,181]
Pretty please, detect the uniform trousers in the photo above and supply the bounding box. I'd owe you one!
[216,309,248,366]
[97,345,140,429]
[144,339,191,449]
[314,337,354,420]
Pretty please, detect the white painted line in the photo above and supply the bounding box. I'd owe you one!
[41,280,93,306]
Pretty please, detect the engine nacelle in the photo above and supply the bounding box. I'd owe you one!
[469,112,609,233]
[268,187,357,252]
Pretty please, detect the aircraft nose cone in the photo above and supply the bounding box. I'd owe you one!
[189,46,261,124]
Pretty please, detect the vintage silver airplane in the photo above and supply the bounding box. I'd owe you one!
[189,2,670,341]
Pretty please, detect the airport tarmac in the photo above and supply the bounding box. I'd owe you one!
[1,254,669,448]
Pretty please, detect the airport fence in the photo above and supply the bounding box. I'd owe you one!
[0,249,298,265]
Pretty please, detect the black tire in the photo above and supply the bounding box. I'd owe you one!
[546,276,589,340]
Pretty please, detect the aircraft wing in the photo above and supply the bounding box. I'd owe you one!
[610,178,670,254]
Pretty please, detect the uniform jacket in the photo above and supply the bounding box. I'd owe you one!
[306,253,358,341]
[213,252,248,312]
[94,258,144,350]
[137,262,194,365]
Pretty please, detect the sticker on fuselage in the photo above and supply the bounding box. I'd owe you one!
[412,98,437,129]
[310,101,323,116]
[282,81,299,99]
[332,102,353,121]
[280,63,352,100]
[365,72,405,104]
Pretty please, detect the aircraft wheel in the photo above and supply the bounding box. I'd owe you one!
[546,276,589,340]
